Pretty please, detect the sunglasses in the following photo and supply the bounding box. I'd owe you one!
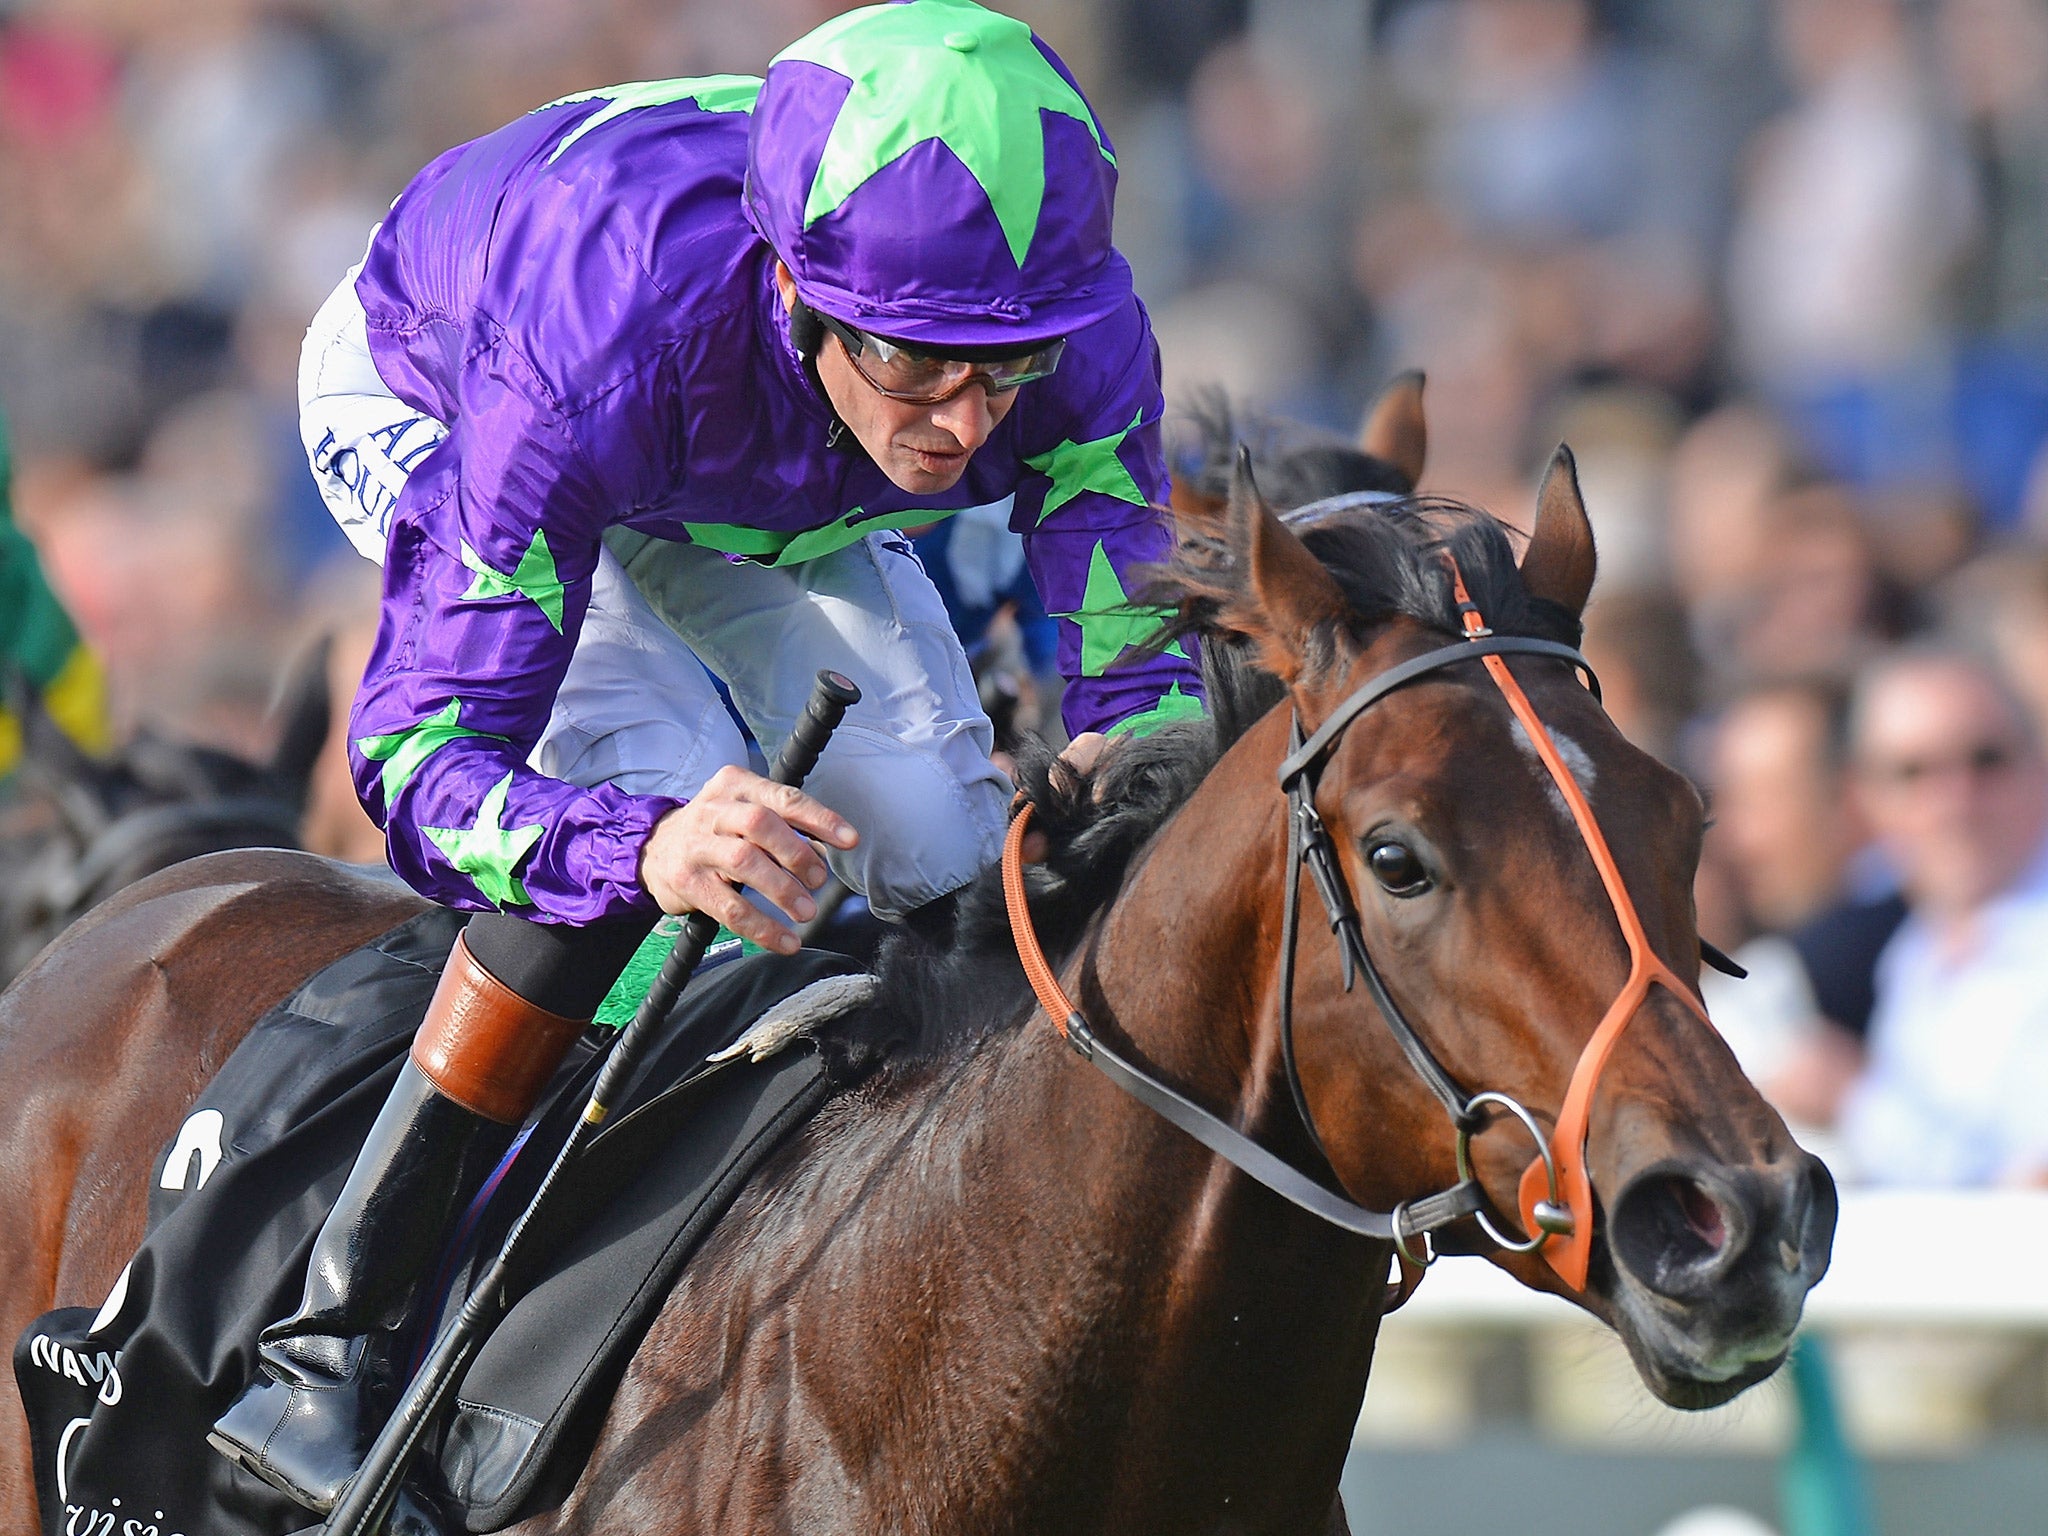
[1865,739,2021,788]
[814,311,1065,405]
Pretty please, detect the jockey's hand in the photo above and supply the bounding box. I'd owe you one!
[1022,731,1112,863]
[640,764,859,955]
[1060,731,1108,776]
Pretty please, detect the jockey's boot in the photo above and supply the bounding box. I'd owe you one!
[207,929,590,1517]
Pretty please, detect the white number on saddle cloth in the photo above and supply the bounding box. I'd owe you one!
[158,1110,224,1193]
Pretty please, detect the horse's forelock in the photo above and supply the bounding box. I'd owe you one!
[1150,494,1583,695]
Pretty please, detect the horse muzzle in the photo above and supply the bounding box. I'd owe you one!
[1601,1149,1838,1409]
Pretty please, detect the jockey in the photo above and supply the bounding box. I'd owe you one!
[209,0,1201,1517]
[0,414,110,781]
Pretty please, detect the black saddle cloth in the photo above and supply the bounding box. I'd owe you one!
[14,908,881,1535]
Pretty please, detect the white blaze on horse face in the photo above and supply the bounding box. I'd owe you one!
[1508,717,1596,821]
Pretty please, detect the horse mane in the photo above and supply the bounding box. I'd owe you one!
[863,492,1579,1066]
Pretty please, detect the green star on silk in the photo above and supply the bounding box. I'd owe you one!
[1109,683,1205,738]
[355,698,501,805]
[1025,412,1148,524]
[780,0,1115,267]
[1057,541,1186,678]
[544,75,760,164]
[423,772,546,908]
[460,529,567,633]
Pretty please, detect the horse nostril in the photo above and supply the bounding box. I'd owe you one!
[1791,1151,1839,1283]
[1675,1176,1728,1254]
[1609,1169,1745,1299]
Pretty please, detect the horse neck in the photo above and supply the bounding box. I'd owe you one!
[961,706,1388,1524]
[611,714,1392,1532]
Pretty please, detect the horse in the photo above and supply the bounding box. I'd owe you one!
[0,455,1834,1534]
[1168,372,1427,521]
[0,642,328,989]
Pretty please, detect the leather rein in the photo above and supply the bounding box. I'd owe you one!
[1002,558,1716,1297]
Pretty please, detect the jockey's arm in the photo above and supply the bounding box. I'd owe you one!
[348,354,847,946]
[1017,307,1205,745]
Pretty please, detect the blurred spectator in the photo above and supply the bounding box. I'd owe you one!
[1940,547,2048,741]
[1685,477,1913,697]
[1663,402,1802,622]
[1837,646,2048,1184]
[0,410,108,781]
[1699,679,1903,1131]
[1710,682,1866,934]
[1940,0,2048,337]
[1578,586,1695,765]
[1727,0,1977,481]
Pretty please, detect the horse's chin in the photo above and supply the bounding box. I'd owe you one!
[1621,1326,1789,1411]
[1607,1278,1800,1411]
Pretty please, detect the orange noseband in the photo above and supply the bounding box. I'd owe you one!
[1446,562,1710,1289]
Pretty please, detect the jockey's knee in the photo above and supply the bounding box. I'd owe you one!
[803,722,1007,921]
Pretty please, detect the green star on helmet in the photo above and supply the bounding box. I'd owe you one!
[460,529,567,633]
[1057,540,1187,678]
[1026,412,1149,524]
[780,0,1115,267]
[423,773,547,908]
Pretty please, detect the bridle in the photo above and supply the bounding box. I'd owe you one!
[1003,556,1715,1296]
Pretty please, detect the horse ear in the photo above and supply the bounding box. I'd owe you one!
[1226,447,1349,682]
[1358,370,1426,490]
[1520,443,1597,620]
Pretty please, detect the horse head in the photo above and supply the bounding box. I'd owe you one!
[1154,450,1835,1411]
[1168,370,1427,519]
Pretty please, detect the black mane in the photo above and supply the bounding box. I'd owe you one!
[865,492,1577,1060]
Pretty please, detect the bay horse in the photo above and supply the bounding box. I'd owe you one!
[1168,372,1428,522]
[0,455,1833,1534]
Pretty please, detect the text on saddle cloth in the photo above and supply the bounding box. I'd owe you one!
[12,911,876,1536]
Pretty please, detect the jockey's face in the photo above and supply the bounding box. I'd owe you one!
[778,263,1020,495]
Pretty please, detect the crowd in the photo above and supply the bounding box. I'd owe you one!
[2,0,2046,1187]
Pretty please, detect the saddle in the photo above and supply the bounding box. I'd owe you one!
[14,908,889,1535]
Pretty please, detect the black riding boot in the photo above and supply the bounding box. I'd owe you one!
[208,923,606,1518]
[207,1056,509,1515]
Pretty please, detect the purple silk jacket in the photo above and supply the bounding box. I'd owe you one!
[346,86,1201,923]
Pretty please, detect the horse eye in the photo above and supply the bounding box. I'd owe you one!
[1367,840,1430,895]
